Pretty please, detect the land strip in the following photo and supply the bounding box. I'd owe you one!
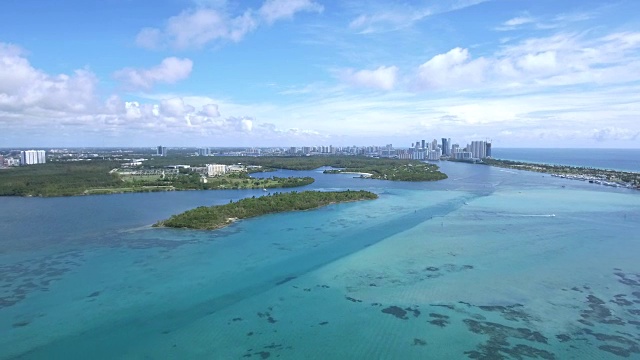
[482,158,640,190]
[154,190,379,230]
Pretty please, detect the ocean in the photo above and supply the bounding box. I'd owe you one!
[492,148,640,172]
[1,161,640,359]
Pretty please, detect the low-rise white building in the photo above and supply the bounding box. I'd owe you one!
[206,164,227,176]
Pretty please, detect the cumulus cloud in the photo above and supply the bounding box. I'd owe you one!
[160,97,195,117]
[416,48,488,89]
[259,0,323,24]
[341,66,398,90]
[413,31,640,91]
[135,0,321,50]
[199,103,221,117]
[134,8,257,50]
[0,43,97,115]
[114,57,193,89]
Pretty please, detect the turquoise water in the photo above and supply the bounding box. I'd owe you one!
[1,162,640,359]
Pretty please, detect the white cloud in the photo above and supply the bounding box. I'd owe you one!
[496,11,593,31]
[504,16,535,27]
[160,97,194,118]
[134,8,257,50]
[413,31,640,91]
[348,1,487,34]
[341,66,398,90]
[591,127,639,142]
[259,0,323,24]
[135,28,162,49]
[114,57,193,89]
[416,48,488,90]
[199,104,221,117]
[0,43,97,115]
[135,0,322,50]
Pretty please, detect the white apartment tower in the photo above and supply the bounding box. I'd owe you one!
[20,150,46,165]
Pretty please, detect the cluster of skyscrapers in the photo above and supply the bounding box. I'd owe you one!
[193,138,492,161]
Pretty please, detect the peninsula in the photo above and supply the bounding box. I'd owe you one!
[154,190,378,230]
[481,158,640,190]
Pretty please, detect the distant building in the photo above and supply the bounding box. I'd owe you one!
[6,158,20,167]
[157,146,167,157]
[20,150,46,165]
[206,164,227,176]
[198,148,210,156]
[469,141,489,159]
[441,138,450,156]
[485,142,492,158]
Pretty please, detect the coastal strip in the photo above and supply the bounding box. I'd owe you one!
[153,190,379,230]
[481,158,640,190]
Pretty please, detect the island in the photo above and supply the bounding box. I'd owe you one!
[153,190,379,230]
[322,162,446,181]
[481,158,640,190]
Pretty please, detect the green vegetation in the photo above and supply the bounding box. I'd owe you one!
[322,162,446,181]
[482,158,640,189]
[0,162,314,197]
[145,155,448,181]
[154,190,378,230]
[0,161,121,196]
[0,155,447,197]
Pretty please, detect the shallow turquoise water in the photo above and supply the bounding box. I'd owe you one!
[1,162,639,359]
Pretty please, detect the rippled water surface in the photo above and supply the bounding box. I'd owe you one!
[1,162,639,359]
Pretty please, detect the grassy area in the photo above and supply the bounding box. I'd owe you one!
[120,175,163,182]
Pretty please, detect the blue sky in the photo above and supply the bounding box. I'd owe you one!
[1,0,639,148]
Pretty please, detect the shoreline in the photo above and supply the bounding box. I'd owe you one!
[154,190,379,230]
[479,158,640,191]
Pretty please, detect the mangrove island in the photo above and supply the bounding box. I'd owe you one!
[154,190,379,230]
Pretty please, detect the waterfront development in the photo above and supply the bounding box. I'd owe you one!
[1,160,639,359]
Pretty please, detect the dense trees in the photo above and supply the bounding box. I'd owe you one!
[0,161,315,197]
[154,190,378,230]
[0,161,121,196]
[0,154,448,197]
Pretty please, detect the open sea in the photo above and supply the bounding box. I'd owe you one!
[1,161,640,359]
[492,148,640,172]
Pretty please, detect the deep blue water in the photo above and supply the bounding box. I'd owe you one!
[492,148,640,172]
[1,162,640,359]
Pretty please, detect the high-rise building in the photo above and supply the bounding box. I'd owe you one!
[198,148,210,156]
[157,146,167,157]
[485,142,492,158]
[20,150,46,165]
[421,140,426,150]
[470,141,487,159]
[441,138,450,156]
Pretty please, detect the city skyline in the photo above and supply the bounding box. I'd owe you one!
[1,0,640,148]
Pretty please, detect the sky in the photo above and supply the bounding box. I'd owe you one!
[1,0,640,148]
